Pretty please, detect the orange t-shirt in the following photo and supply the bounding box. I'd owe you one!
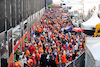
[46,46,49,50]
[51,34,54,39]
[55,55,58,64]
[62,36,64,39]
[39,28,42,32]
[25,50,30,57]
[61,54,66,63]
[37,53,40,60]
[65,36,68,40]
[39,47,43,51]
[57,48,60,54]
[54,30,57,33]
[37,30,40,33]
[41,36,44,41]
[14,62,21,67]
[27,59,33,66]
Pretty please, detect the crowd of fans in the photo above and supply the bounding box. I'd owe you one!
[14,8,86,67]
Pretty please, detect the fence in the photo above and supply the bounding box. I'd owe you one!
[0,0,52,33]
[66,62,73,67]
[0,31,8,67]
[66,52,85,67]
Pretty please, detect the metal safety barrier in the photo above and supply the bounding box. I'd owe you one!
[66,52,85,67]
[66,62,73,67]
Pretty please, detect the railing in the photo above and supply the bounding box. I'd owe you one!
[66,62,73,67]
[66,52,85,67]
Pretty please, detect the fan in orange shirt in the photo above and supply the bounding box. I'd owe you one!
[57,47,60,54]
[27,58,33,67]
[36,52,40,65]
[41,36,44,41]
[14,61,21,67]
[65,36,68,40]
[39,28,42,32]
[61,35,64,39]
[46,46,49,52]
[25,49,30,57]
[55,52,59,65]
[51,34,54,39]
[39,47,43,52]
[61,52,66,67]
[54,30,57,33]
